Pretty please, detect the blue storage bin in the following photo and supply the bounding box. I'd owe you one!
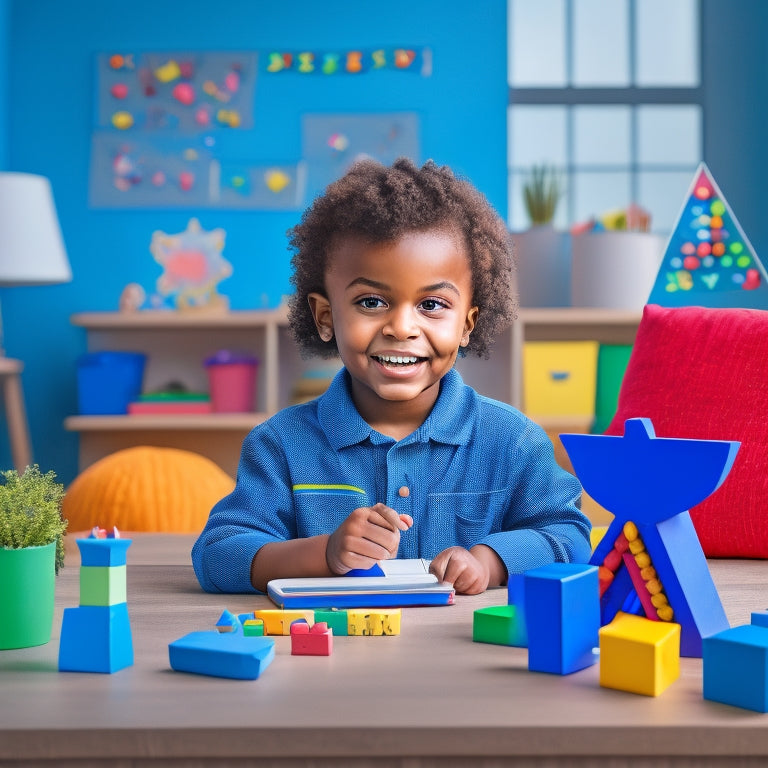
[77,351,147,415]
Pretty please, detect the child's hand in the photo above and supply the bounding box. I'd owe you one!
[429,546,490,595]
[326,502,413,575]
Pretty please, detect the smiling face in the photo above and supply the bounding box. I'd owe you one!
[308,228,478,438]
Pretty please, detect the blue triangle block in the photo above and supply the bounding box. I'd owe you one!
[648,163,768,308]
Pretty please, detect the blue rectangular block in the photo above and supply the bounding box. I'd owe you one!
[58,603,133,673]
[524,562,599,675]
[169,631,275,680]
[703,624,768,713]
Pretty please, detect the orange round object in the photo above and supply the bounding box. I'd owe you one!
[645,578,663,595]
[622,521,638,541]
[109,54,125,69]
[62,446,234,533]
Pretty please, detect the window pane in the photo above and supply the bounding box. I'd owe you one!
[572,171,631,223]
[637,105,701,165]
[508,0,566,86]
[508,105,568,168]
[572,0,629,86]
[637,170,699,232]
[573,106,631,166]
[635,0,699,86]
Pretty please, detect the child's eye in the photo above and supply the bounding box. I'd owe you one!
[357,296,386,310]
[420,298,447,312]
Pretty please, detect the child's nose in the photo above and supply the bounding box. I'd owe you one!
[383,306,419,339]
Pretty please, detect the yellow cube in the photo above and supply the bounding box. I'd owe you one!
[523,341,599,418]
[599,612,681,696]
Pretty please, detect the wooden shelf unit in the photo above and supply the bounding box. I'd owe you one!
[65,306,643,478]
[64,307,297,475]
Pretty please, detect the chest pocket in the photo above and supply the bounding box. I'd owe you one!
[426,488,509,549]
[293,485,372,538]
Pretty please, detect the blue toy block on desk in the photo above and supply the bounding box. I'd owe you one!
[169,631,275,680]
[77,537,132,567]
[506,573,528,647]
[58,603,134,673]
[703,624,768,712]
[751,611,768,629]
[524,562,599,675]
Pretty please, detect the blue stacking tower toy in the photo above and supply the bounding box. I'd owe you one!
[58,533,134,673]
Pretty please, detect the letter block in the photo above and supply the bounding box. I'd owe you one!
[599,612,681,696]
[524,562,599,675]
[703,624,768,712]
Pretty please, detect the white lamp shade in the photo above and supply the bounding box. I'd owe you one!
[0,172,72,285]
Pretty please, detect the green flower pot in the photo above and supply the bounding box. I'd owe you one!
[0,542,56,649]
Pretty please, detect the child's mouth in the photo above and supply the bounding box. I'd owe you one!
[372,354,425,368]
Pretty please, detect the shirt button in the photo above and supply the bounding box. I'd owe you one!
[398,486,410,498]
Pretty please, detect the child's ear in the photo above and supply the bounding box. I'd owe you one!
[308,292,334,342]
[460,306,479,347]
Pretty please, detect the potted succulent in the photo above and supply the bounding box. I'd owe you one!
[0,465,67,649]
[523,164,562,227]
[513,164,571,307]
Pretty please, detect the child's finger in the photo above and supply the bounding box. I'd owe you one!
[370,503,410,531]
[398,514,414,529]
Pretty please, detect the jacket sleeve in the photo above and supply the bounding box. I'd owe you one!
[191,422,296,593]
[479,419,593,576]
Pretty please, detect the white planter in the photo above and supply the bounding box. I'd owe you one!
[511,227,570,308]
[571,232,663,310]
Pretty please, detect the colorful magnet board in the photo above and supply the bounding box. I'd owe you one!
[648,163,768,308]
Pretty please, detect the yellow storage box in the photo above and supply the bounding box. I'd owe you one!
[523,340,599,419]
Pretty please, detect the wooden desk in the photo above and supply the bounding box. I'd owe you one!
[1,535,767,767]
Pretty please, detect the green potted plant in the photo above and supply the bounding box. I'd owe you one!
[513,164,570,307]
[523,164,562,227]
[0,465,67,649]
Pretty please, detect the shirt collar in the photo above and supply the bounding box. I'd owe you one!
[318,367,477,450]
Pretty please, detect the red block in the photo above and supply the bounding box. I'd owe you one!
[290,621,333,656]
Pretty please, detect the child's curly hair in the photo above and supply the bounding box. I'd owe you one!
[287,157,517,358]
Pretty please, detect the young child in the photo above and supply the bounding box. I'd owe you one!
[192,158,591,595]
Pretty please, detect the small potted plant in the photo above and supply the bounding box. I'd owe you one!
[513,164,570,307]
[0,465,67,649]
[523,164,562,227]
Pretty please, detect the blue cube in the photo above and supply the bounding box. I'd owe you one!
[703,624,768,712]
[524,562,599,675]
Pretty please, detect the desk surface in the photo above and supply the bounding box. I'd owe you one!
[2,534,768,767]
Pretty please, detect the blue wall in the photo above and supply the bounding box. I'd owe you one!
[0,0,8,167]
[4,0,508,484]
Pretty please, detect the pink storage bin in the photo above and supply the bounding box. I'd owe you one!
[204,350,259,413]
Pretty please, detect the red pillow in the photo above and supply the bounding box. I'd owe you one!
[606,303,768,557]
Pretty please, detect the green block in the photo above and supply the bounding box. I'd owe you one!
[243,619,265,636]
[473,605,520,646]
[79,565,127,606]
[593,344,633,434]
[314,609,348,636]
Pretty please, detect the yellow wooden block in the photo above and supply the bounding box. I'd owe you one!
[523,341,599,418]
[346,609,401,636]
[253,609,313,635]
[599,612,681,696]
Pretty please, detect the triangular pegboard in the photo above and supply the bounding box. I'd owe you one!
[648,163,768,308]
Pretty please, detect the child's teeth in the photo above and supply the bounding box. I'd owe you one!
[380,355,417,364]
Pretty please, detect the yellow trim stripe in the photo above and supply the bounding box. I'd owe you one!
[292,484,366,494]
